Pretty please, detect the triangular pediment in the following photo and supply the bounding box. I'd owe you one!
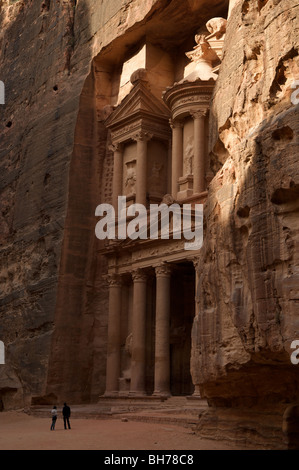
[105,81,170,129]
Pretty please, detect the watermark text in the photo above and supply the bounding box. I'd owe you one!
[291,80,299,105]
[95,196,203,251]
[0,341,5,365]
[0,81,4,105]
[290,340,299,365]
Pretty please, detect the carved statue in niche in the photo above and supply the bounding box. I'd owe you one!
[124,332,133,356]
[119,332,132,394]
[125,160,136,196]
[184,136,194,175]
[149,161,164,193]
[205,17,227,40]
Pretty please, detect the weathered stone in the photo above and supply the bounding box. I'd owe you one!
[0,0,298,451]
[190,0,299,446]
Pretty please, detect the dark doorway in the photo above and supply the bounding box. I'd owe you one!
[170,262,195,396]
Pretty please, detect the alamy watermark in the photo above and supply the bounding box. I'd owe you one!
[0,81,4,105]
[290,340,299,365]
[291,80,299,105]
[0,341,5,365]
[288,82,299,364]
[95,196,203,251]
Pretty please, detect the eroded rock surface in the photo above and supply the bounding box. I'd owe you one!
[0,0,298,450]
[191,0,299,418]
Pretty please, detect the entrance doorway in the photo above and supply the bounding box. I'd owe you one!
[170,262,195,396]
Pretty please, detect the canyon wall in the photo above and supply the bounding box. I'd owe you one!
[0,0,298,448]
[191,0,299,448]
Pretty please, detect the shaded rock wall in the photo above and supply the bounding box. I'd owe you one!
[0,0,83,409]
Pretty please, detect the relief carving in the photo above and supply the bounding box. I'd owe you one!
[149,161,164,193]
[106,273,123,288]
[186,34,218,65]
[132,131,153,142]
[184,136,194,175]
[125,160,136,196]
[155,263,172,277]
[132,268,147,282]
[124,332,133,356]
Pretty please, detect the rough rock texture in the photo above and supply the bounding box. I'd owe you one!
[0,0,298,449]
[191,0,299,448]
[0,0,81,409]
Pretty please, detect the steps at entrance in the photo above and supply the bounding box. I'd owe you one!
[28,396,208,428]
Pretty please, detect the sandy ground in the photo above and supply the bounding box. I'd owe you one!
[0,411,242,451]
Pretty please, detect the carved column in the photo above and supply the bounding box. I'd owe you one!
[133,131,152,207]
[154,264,172,397]
[105,273,123,396]
[192,257,201,397]
[170,120,184,199]
[110,142,124,211]
[130,269,147,395]
[191,110,207,194]
[192,257,200,317]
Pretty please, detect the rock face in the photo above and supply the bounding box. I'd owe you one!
[0,0,298,449]
[192,0,299,403]
[0,0,81,409]
[190,0,299,448]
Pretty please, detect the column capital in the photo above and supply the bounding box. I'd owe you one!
[132,268,148,283]
[169,118,184,129]
[132,131,153,142]
[190,109,208,120]
[106,273,123,288]
[155,263,172,277]
[109,141,123,153]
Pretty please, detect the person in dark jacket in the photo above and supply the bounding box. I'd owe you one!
[62,402,71,429]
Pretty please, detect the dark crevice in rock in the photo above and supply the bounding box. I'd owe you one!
[269,48,299,100]
[271,185,299,205]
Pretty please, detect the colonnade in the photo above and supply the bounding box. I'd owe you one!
[104,258,200,397]
[105,264,172,397]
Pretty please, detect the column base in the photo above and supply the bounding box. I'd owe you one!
[103,391,119,398]
[152,391,171,398]
[129,391,148,397]
[192,384,201,397]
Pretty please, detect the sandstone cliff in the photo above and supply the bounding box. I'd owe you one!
[0,0,298,450]
[191,0,299,448]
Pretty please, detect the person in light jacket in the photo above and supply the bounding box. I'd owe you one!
[50,406,57,430]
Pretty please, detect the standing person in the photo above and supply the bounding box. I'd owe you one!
[62,402,71,429]
[50,406,57,431]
